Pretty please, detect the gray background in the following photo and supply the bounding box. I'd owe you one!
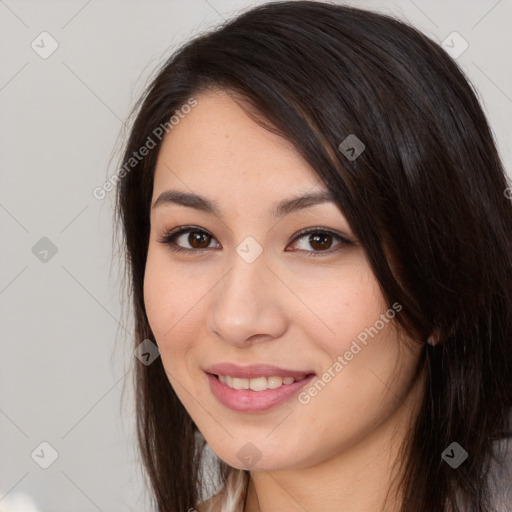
[0,0,511,511]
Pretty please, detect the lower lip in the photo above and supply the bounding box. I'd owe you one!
[206,373,315,412]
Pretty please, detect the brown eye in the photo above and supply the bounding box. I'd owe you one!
[158,226,352,257]
[186,231,212,249]
[289,228,350,256]
[158,227,220,254]
[308,232,334,251]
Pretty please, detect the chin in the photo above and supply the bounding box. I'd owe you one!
[206,439,304,472]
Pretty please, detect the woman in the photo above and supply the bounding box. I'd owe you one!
[115,2,512,511]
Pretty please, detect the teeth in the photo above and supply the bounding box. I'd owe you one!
[249,377,268,391]
[218,374,300,391]
[232,377,249,390]
[267,376,283,389]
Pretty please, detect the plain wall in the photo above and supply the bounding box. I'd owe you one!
[1,0,511,510]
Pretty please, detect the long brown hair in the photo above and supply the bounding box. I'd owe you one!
[115,2,512,511]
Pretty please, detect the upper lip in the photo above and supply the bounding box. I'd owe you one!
[204,363,315,380]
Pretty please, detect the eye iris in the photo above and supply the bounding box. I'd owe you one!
[309,233,332,251]
[189,231,211,249]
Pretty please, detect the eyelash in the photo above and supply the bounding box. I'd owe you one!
[157,225,353,258]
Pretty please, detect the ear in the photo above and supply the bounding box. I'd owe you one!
[427,330,440,346]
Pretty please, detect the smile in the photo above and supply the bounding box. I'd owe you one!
[205,365,316,412]
[217,374,305,391]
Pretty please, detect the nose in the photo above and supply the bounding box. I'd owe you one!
[207,250,288,347]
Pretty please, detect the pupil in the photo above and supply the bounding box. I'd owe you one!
[190,232,210,248]
[310,233,331,250]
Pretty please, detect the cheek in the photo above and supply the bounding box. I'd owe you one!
[293,257,389,360]
[143,248,212,376]
[290,329,420,469]
[293,266,415,431]
[143,250,190,355]
[143,253,199,407]
[143,251,171,337]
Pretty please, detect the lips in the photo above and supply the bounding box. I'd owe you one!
[204,362,315,380]
[204,363,316,412]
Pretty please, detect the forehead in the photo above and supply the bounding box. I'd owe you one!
[153,89,322,195]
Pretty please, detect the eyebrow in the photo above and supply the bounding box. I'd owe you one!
[152,189,336,218]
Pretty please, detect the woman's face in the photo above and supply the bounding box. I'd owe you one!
[144,89,424,471]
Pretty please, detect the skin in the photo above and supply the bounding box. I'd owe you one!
[144,89,427,512]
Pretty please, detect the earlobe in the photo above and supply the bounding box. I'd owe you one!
[427,331,440,346]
